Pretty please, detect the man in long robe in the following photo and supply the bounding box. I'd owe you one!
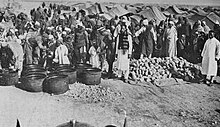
[114,16,132,83]
[163,21,178,57]
[6,29,24,78]
[201,30,220,85]
[135,19,157,58]
[53,39,70,65]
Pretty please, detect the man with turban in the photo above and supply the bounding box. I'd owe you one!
[201,30,220,85]
[135,19,157,58]
[163,21,178,57]
[53,39,70,65]
[113,16,133,83]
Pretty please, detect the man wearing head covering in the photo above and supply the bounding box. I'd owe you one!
[163,20,178,57]
[201,21,210,35]
[88,40,100,68]
[6,30,24,78]
[113,15,133,83]
[74,23,88,63]
[201,30,220,85]
[177,34,186,58]
[103,29,115,76]
[193,20,204,33]
[23,28,47,64]
[135,18,157,58]
[53,39,70,64]
[182,17,192,43]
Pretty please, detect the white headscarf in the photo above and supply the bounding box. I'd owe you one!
[142,19,148,26]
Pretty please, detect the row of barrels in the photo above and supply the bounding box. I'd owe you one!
[0,63,102,95]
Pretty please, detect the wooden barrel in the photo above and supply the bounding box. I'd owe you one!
[57,68,77,84]
[18,73,46,92]
[43,74,69,95]
[80,68,101,85]
[75,63,92,82]
[0,70,19,86]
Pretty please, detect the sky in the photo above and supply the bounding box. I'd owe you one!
[20,0,220,6]
[94,0,220,6]
[0,0,217,8]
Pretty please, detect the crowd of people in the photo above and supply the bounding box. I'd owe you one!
[0,2,220,84]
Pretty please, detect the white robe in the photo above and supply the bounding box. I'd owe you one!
[8,40,24,77]
[54,44,70,64]
[114,24,133,71]
[164,26,178,57]
[89,46,100,68]
[201,37,220,76]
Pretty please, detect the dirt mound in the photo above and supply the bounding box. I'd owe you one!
[64,82,124,103]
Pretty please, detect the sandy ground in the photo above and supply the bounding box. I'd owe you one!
[0,1,220,127]
[0,77,220,127]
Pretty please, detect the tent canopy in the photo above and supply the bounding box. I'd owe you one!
[202,12,220,28]
[164,5,187,16]
[190,6,208,16]
[98,3,108,13]
[138,6,166,24]
[108,5,132,17]
[187,13,205,25]
[99,13,113,20]
[130,14,142,24]
[85,4,100,15]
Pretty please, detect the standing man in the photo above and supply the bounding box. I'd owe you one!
[114,16,133,83]
[163,21,178,57]
[53,39,70,65]
[74,22,89,63]
[177,34,186,58]
[6,29,24,78]
[135,19,157,58]
[201,30,220,85]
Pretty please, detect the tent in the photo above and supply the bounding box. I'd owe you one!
[130,14,142,24]
[138,6,166,24]
[189,6,208,16]
[99,13,113,20]
[85,4,100,15]
[98,3,108,13]
[151,6,166,22]
[108,5,132,17]
[125,5,137,13]
[71,3,92,11]
[187,13,205,26]
[164,5,187,16]
[202,12,220,29]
